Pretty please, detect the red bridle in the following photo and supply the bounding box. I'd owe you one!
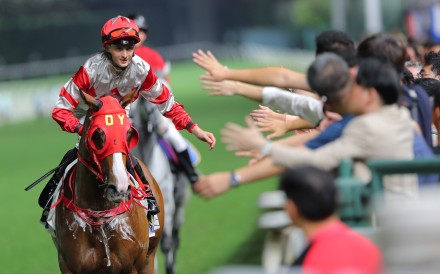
[55,96,150,225]
[83,97,139,175]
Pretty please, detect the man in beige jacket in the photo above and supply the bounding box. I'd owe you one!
[218,53,416,198]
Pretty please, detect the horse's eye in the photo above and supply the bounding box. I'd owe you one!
[92,128,105,150]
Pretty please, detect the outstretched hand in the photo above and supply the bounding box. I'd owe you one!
[201,79,239,96]
[192,50,228,82]
[192,173,230,199]
[221,116,266,152]
[192,125,216,150]
[255,117,291,140]
[250,105,281,122]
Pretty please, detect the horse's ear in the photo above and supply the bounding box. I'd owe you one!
[120,88,139,108]
[128,126,140,150]
[80,90,102,111]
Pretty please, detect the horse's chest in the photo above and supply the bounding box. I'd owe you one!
[58,214,148,273]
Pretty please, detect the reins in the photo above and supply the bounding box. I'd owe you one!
[77,151,105,182]
[57,157,149,226]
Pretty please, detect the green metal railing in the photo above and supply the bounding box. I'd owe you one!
[368,157,440,193]
[336,157,440,226]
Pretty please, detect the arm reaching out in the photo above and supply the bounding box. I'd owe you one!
[255,116,316,139]
[201,79,265,102]
[193,50,311,90]
[250,105,285,121]
[221,116,267,152]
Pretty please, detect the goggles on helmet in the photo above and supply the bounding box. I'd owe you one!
[102,28,139,44]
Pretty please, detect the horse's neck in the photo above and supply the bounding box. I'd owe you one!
[74,163,113,210]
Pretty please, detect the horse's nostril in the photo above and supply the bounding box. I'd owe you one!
[107,184,118,193]
[107,184,130,194]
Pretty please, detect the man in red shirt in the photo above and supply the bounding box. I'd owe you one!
[280,165,382,274]
[129,14,170,83]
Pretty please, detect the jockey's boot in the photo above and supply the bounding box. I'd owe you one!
[38,148,78,223]
[127,154,160,215]
[176,149,199,184]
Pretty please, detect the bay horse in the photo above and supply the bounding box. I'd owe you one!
[130,97,189,274]
[51,93,164,274]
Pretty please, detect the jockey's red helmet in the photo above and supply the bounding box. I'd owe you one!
[101,16,140,47]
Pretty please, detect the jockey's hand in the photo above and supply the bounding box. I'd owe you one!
[192,50,228,82]
[191,125,216,150]
[192,172,230,199]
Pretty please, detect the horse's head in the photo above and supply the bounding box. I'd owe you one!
[79,92,139,204]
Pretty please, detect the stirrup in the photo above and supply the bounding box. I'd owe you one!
[40,208,49,225]
[38,179,57,209]
[146,196,160,215]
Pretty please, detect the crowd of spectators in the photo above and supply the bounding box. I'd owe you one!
[190,30,440,273]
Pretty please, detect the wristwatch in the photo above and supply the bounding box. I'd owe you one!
[230,171,241,188]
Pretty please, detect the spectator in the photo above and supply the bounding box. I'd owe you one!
[194,54,419,199]
[193,29,357,115]
[403,60,422,86]
[357,32,433,146]
[413,77,440,147]
[219,54,418,198]
[418,50,440,80]
[280,165,382,274]
[432,85,440,153]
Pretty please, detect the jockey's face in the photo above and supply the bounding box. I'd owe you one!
[106,44,135,69]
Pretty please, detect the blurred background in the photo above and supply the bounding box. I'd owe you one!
[1,0,439,119]
[0,0,438,80]
[2,0,439,124]
[1,0,439,273]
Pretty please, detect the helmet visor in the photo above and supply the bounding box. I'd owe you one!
[109,27,138,39]
[102,27,139,44]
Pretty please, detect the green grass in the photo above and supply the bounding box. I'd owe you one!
[0,60,292,274]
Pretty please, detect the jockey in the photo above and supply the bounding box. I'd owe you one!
[38,15,216,224]
[127,13,199,184]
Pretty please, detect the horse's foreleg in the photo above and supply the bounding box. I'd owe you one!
[145,236,161,274]
[58,254,75,274]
